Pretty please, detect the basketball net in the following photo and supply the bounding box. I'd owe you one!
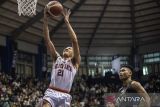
[17,0,38,16]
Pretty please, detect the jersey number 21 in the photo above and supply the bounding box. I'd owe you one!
[57,69,64,77]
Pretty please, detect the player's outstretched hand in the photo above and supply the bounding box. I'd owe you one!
[62,8,71,22]
[44,6,49,21]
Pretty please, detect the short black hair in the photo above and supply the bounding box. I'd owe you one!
[120,64,134,72]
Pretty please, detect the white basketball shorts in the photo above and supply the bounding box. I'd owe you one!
[43,88,72,107]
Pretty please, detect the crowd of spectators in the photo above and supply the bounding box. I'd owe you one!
[0,72,47,107]
[0,71,160,107]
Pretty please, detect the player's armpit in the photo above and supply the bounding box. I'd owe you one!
[72,56,81,70]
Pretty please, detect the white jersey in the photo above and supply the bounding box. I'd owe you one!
[49,55,77,92]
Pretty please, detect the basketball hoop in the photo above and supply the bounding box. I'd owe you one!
[17,0,38,16]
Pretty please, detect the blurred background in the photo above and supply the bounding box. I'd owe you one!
[0,0,160,106]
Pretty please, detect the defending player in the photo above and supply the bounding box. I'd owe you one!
[118,65,150,107]
[42,6,81,107]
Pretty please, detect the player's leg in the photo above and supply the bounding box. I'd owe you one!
[43,89,57,107]
[42,99,53,107]
[63,94,72,107]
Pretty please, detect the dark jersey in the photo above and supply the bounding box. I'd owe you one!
[117,81,140,107]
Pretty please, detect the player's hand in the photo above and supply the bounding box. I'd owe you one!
[62,8,71,22]
[44,6,50,20]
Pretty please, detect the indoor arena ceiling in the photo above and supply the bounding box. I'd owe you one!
[0,0,160,56]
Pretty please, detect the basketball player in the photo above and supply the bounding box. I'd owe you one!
[41,6,81,107]
[118,65,150,107]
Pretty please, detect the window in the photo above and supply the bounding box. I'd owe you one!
[143,66,149,75]
[16,63,25,75]
[121,61,128,65]
[143,52,160,64]
[89,62,97,66]
[103,68,112,76]
[154,53,160,57]
[26,65,33,77]
[16,51,34,77]
[79,55,129,76]
[88,68,96,77]
[143,52,160,75]
[154,57,160,62]
[148,54,154,58]
[144,54,148,58]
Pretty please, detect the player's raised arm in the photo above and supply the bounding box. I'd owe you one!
[62,9,81,69]
[43,7,58,61]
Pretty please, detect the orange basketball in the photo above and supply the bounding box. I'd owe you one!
[47,1,63,16]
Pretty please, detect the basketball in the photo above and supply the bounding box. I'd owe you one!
[47,1,63,17]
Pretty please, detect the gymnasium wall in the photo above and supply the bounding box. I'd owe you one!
[138,43,160,54]
[134,0,160,54]
[1,35,160,56]
[17,40,38,54]
[0,36,6,46]
[88,47,131,56]
[0,35,38,54]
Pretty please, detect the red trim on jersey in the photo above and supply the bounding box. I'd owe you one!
[49,85,69,94]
